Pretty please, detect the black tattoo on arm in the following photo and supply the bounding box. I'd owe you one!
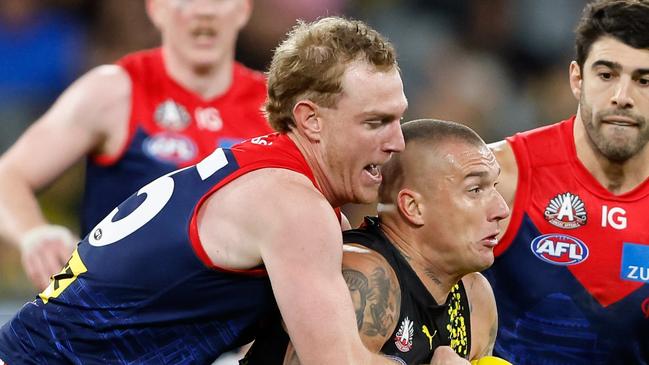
[343,268,370,330]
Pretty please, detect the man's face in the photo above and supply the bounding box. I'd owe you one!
[574,36,649,162]
[149,0,250,68]
[316,60,407,205]
[419,141,509,274]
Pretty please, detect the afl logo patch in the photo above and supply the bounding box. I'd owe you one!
[143,133,198,163]
[531,233,589,266]
[544,192,587,229]
[154,99,191,131]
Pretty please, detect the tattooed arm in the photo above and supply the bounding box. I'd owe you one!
[463,272,498,360]
[282,243,401,364]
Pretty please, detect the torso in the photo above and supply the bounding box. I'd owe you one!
[80,48,272,235]
[0,134,317,364]
[484,117,649,364]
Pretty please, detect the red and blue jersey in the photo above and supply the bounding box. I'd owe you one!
[81,48,272,235]
[483,117,649,364]
[0,134,322,364]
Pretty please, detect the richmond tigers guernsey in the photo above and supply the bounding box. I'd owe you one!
[0,133,326,364]
[81,48,272,235]
[242,217,472,365]
[483,117,649,364]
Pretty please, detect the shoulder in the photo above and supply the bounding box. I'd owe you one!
[463,272,495,306]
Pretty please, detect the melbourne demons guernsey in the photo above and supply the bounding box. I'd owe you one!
[0,134,321,364]
[242,217,471,365]
[81,48,272,235]
[483,117,649,364]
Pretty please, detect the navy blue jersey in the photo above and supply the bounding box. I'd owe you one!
[484,118,649,364]
[0,134,320,364]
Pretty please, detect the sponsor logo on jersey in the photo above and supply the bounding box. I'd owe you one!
[544,192,587,229]
[531,233,589,266]
[421,324,436,350]
[195,107,223,131]
[154,99,191,131]
[143,132,198,163]
[620,242,649,283]
[394,317,414,352]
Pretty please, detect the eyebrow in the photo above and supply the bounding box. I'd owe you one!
[465,166,500,180]
[592,60,649,77]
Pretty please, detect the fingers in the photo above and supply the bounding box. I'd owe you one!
[20,225,77,290]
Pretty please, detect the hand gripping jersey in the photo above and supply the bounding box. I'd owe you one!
[0,134,321,365]
[483,117,649,364]
[241,217,472,365]
[81,48,272,235]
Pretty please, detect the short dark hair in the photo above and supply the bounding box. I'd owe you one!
[378,119,485,203]
[575,0,649,69]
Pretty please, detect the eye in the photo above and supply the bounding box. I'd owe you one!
[599,72,612,81]
[638,78,649,86]
[469,187,482,194]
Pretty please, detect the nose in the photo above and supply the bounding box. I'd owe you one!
[611,76,634,109]
[184,0,221,16]
[384,120,405,153]
[489,189,510,222]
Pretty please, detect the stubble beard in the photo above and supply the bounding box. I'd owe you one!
[579,94,649,163]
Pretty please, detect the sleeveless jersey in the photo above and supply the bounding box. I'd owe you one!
[241,217,472,365]
[0,134,320,364]
[483,117,649,364]
[81,48,272,235]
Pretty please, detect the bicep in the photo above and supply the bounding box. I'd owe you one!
[342,247,401,352]
[465,273,498,359]
[0,65,131,190]
[258,188,367,364]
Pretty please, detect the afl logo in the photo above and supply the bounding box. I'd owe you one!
[143,133,198,163]
[544,192,587,229]
[531,233,589,266]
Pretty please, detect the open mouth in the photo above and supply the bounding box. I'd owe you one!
[364,164,381,178]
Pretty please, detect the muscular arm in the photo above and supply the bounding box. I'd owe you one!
[0,65,131,288]
[282,244,401,364]
[201,169,402,364]
[464,273,498,360]
[488,140,518,238]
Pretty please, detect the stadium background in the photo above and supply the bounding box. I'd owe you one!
[0,0,586,326]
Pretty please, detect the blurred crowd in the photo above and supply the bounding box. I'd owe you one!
[0,0,585,302]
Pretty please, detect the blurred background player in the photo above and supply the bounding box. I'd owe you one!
[0,0,271,290]
[485,0,649,363]
[242,119,509,365]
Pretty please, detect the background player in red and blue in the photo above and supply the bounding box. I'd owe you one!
[484,0,649,363]
[0,0,272,290]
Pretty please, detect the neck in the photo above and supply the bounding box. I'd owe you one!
[162,47,234,100]
[379,218,461,304]
[287,131,341,207]
[573,113,649,194]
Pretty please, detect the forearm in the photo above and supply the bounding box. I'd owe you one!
[0,175,48,248]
